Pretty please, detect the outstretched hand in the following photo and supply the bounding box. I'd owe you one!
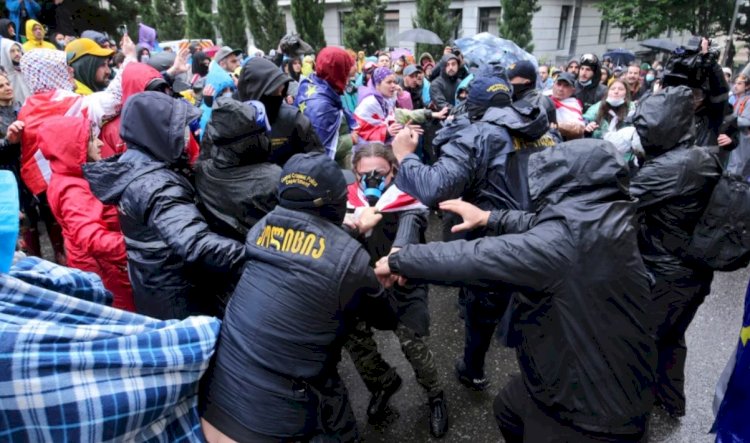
[439,199,490,233]
[121,35,136,59]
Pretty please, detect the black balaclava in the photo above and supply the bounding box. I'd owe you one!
[192,52,209,78]
[512,82,534,101]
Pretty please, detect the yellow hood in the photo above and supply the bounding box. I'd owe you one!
[25,20,45,44]
[22,20,55,51]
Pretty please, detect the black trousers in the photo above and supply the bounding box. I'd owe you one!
[493,376,647,443]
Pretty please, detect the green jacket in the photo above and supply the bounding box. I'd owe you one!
[583,101,636,139]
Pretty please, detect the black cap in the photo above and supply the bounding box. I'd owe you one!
[507,60,537,83]
[556,72,576,86]
[278,153,348,210]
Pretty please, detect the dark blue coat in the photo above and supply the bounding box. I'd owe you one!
[396,101,558,212]
[204,205,397,438]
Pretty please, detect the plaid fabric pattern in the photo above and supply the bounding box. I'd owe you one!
[0,257,220,442]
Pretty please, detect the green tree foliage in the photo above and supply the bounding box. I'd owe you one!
[342,0,385,54]
[412,0,456,57]
[184,0,215,39]
[244,0,286,52]
[498,0,539,52]
[597,0,734,40]
[291,0,327,52]
[73,0,148,39]
[150,0,186,41]
[217,0,248,50]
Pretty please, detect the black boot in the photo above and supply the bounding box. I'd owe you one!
[429,390,448,438]
[367,373,402,422]
[454,358,489,391]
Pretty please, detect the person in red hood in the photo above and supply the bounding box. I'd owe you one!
[99,62,201,163]
[295,47,357,159]
[39,116,135,311]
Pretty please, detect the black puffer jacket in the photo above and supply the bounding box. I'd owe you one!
[396,100,557,211]
[390,139,656,435]
[83,92,246,320]
[428,54,467,109]
[203,205,397,438]
[630,86,722,285]
[575,77,607,114]
[196,97,281,242]
[238,57,323,166]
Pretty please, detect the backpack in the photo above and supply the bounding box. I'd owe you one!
[683,172,750,271]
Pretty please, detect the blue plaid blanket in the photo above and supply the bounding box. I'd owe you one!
[0,257,221,442]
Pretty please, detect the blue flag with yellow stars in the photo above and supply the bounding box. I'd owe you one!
[295,74,345,160]
[712,278,750,442]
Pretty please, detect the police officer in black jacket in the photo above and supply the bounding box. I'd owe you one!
[201,153,398,442]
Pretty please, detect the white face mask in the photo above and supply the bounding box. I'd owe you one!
[607,97,625,107]
[141,54,149,62]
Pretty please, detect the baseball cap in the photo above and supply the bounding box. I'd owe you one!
[507,60,537,83]
[278,153,349,210]
[403,64,422,77]
[214,46,242,63]
[65,38,114,64]
[556,72,576,86]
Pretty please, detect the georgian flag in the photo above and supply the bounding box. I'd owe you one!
[345,182,427,236]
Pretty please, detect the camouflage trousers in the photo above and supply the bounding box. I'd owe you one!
[344,321,441,397]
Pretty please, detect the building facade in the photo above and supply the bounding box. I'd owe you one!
[274,0,691,65]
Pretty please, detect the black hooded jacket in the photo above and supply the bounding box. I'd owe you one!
[396,99,558,212]
[390,140,656,435]
[574,61,607,114]
[238,57,323,166]
[429,54,466,109]
[630,86,722,286]
[83,92,246,320]
[0,19,15,39]
[196,97,281,242]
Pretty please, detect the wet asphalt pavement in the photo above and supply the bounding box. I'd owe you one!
[340,214,750,442]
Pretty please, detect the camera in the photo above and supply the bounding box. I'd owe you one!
[663,36,719,89]
[116,24,128,35]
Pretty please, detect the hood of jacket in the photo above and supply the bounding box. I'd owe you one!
[482,99,550,141]
[315,47,354,94]
[39,116,90,177]
[120,91,202,164]
[83,154,165,205]
[439,54,460,81]
[238,57,290,101]
[0,19,14,40]
[24,20,46,46]
[137,23,157,50]
[203,97,271,168]
[121,62,162,102]
[20,48,74,94]
[71,54,108,93]
[632,86,694,156]
[205,63,236,96]
[0,38,29,104]
[528,139,630,209]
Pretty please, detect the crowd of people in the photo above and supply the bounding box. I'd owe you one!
[0,4,749,441]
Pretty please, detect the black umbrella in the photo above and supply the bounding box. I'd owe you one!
[603,48,635,66]
[640,38,680,53]
[397,29,443,45]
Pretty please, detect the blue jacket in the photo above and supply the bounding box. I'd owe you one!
[396,101,558,212]
[203,205,397,438]
[5,0,39,42]
[199,63,236,139]
[296,74,354,159]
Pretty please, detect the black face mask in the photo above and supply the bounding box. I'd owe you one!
[260,95,284,123]
[512,82,533,101]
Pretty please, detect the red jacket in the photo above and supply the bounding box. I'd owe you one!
[99,63,201,163]
[18,90,82,195]
[39,116,135,311]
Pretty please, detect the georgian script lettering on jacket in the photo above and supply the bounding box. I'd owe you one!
[255,225,326,259]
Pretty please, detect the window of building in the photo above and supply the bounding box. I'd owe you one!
[557,5,571,50]
[450,9,463,40]
[598,20,608,44]
[478,7,501,35]
[339,11,348,45]
[385,11,399,48]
